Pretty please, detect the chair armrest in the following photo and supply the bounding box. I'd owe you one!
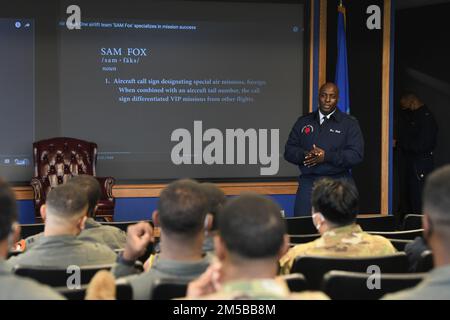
[30,177,47,211]
[30,177,47,220]
[30,177,45,201]
[95,177,115,201]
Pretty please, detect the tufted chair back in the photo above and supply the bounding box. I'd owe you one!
[31,137,115,221]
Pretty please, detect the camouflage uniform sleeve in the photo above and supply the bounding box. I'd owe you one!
[279,243,313,275]
[375,236,398,255]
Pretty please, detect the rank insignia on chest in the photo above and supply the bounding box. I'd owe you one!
[302,125,314,135]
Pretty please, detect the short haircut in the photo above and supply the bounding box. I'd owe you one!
[67,175,101,217]
[319,82,339,96]
[158,179,208,237]
[400,92,423,106]
[46,183,88,219]
[217,193,286,259]
[423,165,450,233]
[401,92,419,100]
[311,178,359,226]
[0,179,17,241]
[201,182,226,230]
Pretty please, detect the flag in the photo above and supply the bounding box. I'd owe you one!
[335,2,350,114]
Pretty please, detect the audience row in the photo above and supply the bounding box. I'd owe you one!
[1,164,450,299]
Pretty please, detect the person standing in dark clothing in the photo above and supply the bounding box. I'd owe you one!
[397,93,438,216]
[284,83,364,216]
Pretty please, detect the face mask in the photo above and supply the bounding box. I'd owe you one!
[312,213,324,232]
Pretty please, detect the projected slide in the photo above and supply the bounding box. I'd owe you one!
[0,18,34,182]
[59,1,304,181]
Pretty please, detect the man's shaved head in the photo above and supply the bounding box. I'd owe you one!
[319,83,340,96]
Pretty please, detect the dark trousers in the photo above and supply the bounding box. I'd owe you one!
[397,153,434,218]
[294,173,354,217]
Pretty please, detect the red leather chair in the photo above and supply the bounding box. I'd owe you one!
[30,137,115,221]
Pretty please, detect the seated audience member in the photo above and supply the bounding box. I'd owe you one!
[201,182,227,252]
[0,179,63,299]
[384,165,450,299]
[280,178,396,274]
[9,183,116,268]
[186,193,327,300]
[113,179,213,299]
[25,176,126,251]
[145,182,223,264]
[71,175,126,250]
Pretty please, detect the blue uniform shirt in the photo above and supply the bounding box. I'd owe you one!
[284,108,364,177]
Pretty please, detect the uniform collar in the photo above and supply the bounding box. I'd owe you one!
[315,107,343,123]
[221,278,291,298]
[322,223,363,238]
[36,235,79,246]
[150,252,213,276]
[85,217,102,229]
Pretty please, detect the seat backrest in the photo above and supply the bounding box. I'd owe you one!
[31,137,99,218]
[291,253,409,290]
[100,220,153,232]
[402,214,423,231]
[284,217,316,235]
[20,223,45,239]
[368,229,423,240]
[33,137,97,179]
[279,273,308,292]
[322,270,425,300]
[289,233,321,244]
[416,250,434,273]
[13,264,113,287]
[115,279,134,300]
[151,279,189,300]
[388,239,413,252]
[56,286,87,300]
[55,280,133,300]
[356,216,397,231]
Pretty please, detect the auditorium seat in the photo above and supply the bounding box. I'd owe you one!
[55,280,133,300]
[368,229,423,240]
[289,233,321,244]
[20,223,44,239]
[279,273,308,292]
[290,253,409,290]
[402,214,423,231]
[284,217,316,235]
[416,250,434,273]
[151,279,188,300]
[13,264,113,287]
[322,270,425,300]
[388,239,413,252]
[30,137,115,221]
[356,215,396,231]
